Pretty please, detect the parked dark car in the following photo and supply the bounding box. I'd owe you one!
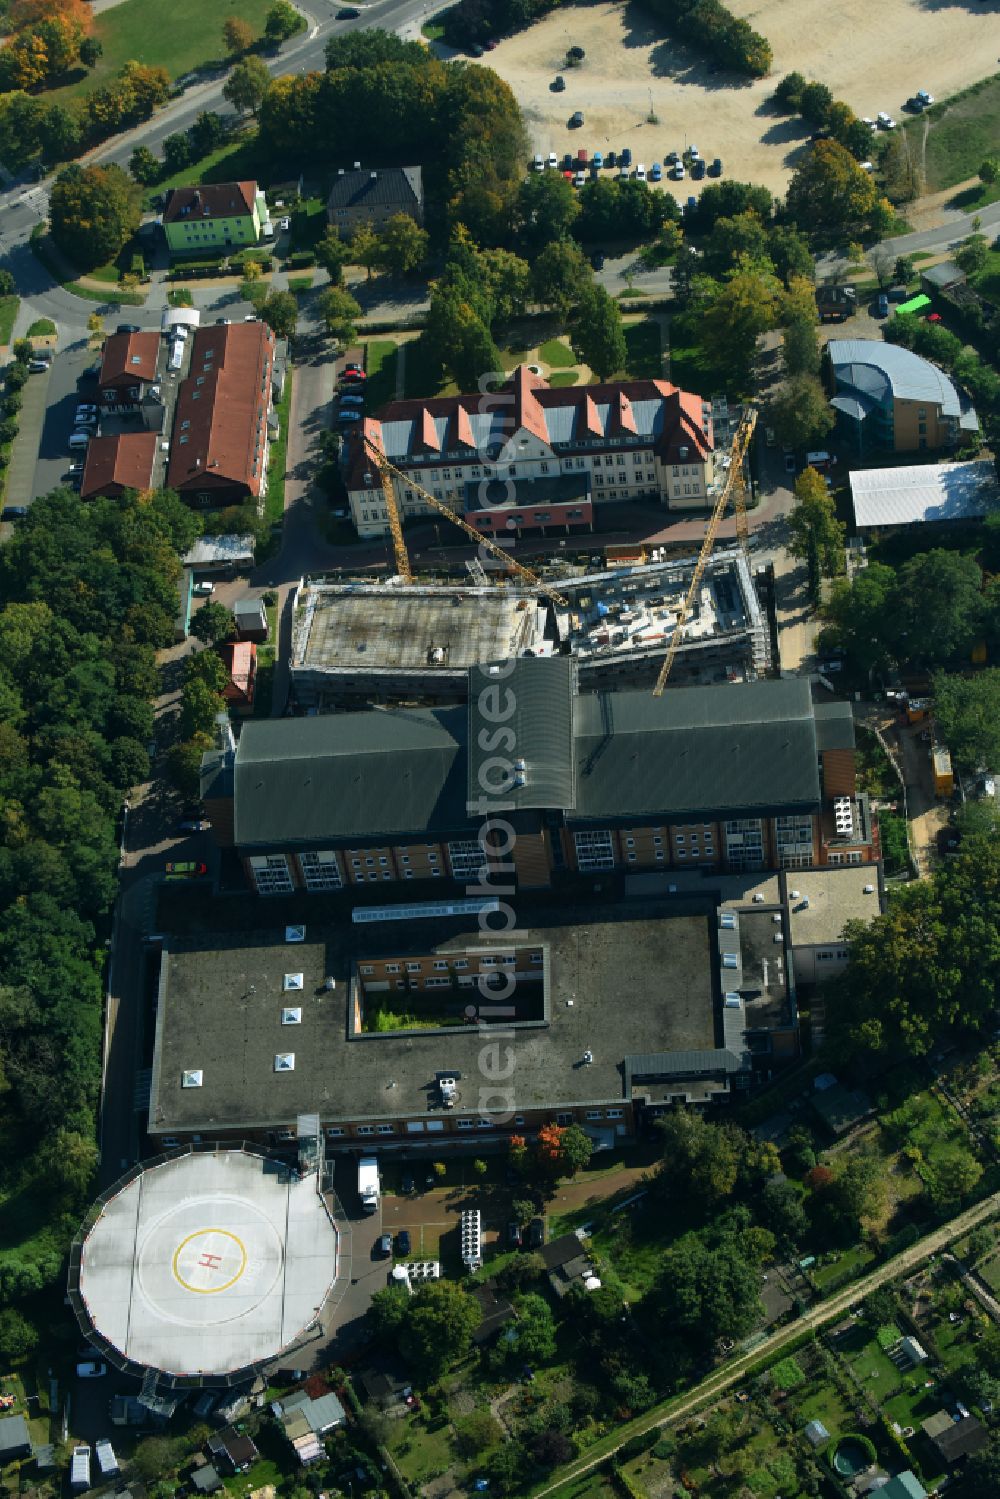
[77,362,101,387]
[590,251,605,270]
[397,1230,411,1255]
[709,157,723,176]
[691,157,706,180]
[875,292,889,318]
[528,1217,545,1247]
[401,1171,415,1194]
[377,1233,392,1257]
[336,5,360,15]
[567,45,585,58]
[570,110,584,127]
[1,505,27,521]
[507,1220,523,1248]
[469,42,484,55]
[552,74,565,91]
[116,323,141,335]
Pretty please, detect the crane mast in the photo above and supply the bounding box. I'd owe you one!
[362,436,570,608]
[651,407,758,697]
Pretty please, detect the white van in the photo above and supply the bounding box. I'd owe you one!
[68,432,90,451]
[806,450,833,470]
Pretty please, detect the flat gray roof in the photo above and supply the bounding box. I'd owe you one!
[785,867,881,947]
[291,583,544,675]
[77,1151,337,1378]
[850,460,999,529]
[149,903,719,1134]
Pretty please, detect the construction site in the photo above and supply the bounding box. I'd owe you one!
[288,549,769,710]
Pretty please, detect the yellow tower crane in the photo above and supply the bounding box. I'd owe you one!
[652,406,758,697]
[362,436,570,609]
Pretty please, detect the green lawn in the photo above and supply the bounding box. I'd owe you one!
[386,1406,458,1486]
[548,371,580,386]
[362,338,398,408]
[916,73,1000,193]
[421,13,448,41]
[539,336,576,368]
[263,368,293,530]
[402,334,457,399]
[622,318,662,379]
[288,196,329,254]
[26,317,55,338]
[252,603,278,718]
[0,296,18,346]
[972,249,1000,302]
[46,0,276,104]
[143,129,262,211]
[287,274,313,293]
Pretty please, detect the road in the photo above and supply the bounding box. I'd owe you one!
[818,193,1000,283]
[535,1192,1000,1499]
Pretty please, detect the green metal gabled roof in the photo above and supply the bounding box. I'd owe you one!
[572,679,822,822]
[234,707,469,848]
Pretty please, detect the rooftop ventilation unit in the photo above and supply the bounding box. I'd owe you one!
[724,993,741,1008]
[719,911,736,930]
[181,1069,203,1088]
[281,1007,302,1025]
[752,892,764,903]
[439,1075,458,1107]
[285,925,306,943]
[790,890,800,900]
[864,884,875,894]
[324,977,337,991]
[274,1052,296,1072]
[722,951,738,969]
[283,973,304,991]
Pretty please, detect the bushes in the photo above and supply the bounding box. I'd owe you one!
[771,72,873,160]
[646,0,772,77]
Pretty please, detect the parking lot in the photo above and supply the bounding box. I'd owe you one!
[486,0,1000,199]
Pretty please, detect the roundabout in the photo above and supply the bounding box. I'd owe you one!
[75,1149,339,1379]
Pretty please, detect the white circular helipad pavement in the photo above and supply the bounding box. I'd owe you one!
[78,1150,337,1377]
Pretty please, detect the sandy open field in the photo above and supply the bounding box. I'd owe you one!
[485,0,1000,197]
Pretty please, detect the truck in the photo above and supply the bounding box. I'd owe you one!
[70,1445,92,1491]
[95,1439,119,1478]
[358,1156,380,1214]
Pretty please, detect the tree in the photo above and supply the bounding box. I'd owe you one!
[783,316,820,376]
[86,313,104,349]
[453,1409,503,1457]
[649,1235,763,1345]
[350,223,384,280]
[49,162,140,271]
[260,290,298,338]
[531,1430,574,1467]
[516,169,580,252]
[264,0,301,46]
[317,285,361,344]
[506,1293,556,1362]
[223,15,254,53]
[128,145,160,186]
[315,227,348,284]
[399,1281,481,1378]
[691,260,784,389]
[955,233,989,276]
[222,55,270,117]
[190,110,225,156]
[760,1177,808,1243]
[767,373,834,451]
[161,131,192,173]
[787,466,844,578]
[0,1308,38,1361]
[531,238,592,319]
[558,1122,593,1176]
[368,1283,410,1341]
[571,285,626,380]
[131,1438,187,1485]
[931,671,1000,774]
[980,157,1000,186]
[798,80,833,124]
[190,603,235,646]
[894,254,915,284]
[659,1112,746,1205]
[892,550,984,668]
[380,212,429,276]
[772,71,806,111]
[786,139,877,239]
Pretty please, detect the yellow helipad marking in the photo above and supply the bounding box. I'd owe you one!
[172,1229,247,1293]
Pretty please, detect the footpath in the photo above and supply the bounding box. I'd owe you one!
[534,1192,1000,1497]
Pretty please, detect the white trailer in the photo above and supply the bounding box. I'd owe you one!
[358,1155,380,1213]
[70,1446,92,1491]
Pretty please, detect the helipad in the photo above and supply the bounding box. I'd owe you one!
[77,1150,337,1378]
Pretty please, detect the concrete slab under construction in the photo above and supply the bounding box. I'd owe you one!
[291,582,546,707]
[76,1150,337,1379]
